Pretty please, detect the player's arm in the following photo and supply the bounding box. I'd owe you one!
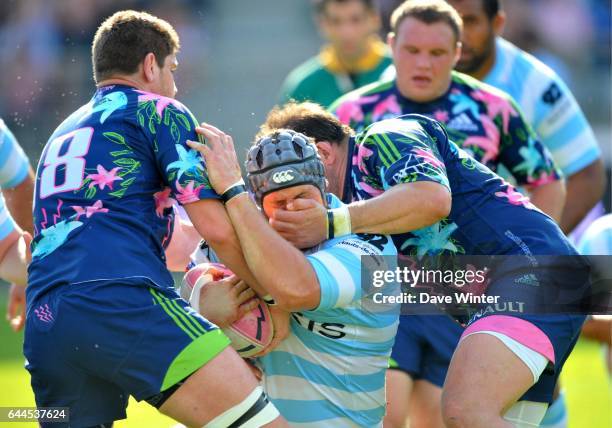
[189,125,321,311]
[0,121,35,234]
[348,181,451,234]
[533,78,605,232]
[270,125,451,247]
[560,158,605,233]
[183,198,269,297]
[164,211,201,272]
[2,168,35,234]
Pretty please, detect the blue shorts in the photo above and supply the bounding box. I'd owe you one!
[24,281,230,427]
[390,314,462,387]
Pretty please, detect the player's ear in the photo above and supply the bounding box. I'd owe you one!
[492,10,506,36]
[453,41,462,66]
[316,141,335,166]
[142,52,157,83]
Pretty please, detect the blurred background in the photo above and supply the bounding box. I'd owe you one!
[0,0,609,426]
[0,0,609,174]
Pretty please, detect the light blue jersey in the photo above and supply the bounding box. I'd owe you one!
[259,194,398,428]
[484,38,600,176]
[0,119,30,239]
[576,214,612,255]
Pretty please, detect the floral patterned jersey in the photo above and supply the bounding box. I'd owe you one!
[331,72,561,188]
[28,85,216,302]
[345,114,574,258]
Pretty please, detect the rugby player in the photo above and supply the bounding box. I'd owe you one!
[448,0,605,234]
[256,104,586,427]
[0,119,34,331]
[25,11,285,428]
[328,0,565,424]
[280,0,392,107]
[189,126,399,427]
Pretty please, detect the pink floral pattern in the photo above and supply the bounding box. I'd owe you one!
[471,89,518,134]
[463,115,500,164]
[86,165,123,190]
[153,187,176,217]
[135,90,186,118]
[71,200,109,220]
[175,180,206,204]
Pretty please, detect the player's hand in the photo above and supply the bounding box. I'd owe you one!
[257,305,291,356]
[198,276,258,328]
[269,198,328,249]
[6,283,26,332]
[188,123,242,195]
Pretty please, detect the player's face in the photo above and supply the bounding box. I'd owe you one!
[449,0,497,74]
[390,17,460,102]
[262,184,324,219]
[154,53,178,98]
[319,0,380,60]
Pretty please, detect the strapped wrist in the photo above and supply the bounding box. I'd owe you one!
[221,179,247,204]
[327,205,352,239]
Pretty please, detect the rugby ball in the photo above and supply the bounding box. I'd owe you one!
[180,263,274,357]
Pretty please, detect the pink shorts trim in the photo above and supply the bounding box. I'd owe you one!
[461,315,555,363]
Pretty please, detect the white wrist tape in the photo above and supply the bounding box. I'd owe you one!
[220,178,246,196]
[329,205,352,238]
[188,273,214,313]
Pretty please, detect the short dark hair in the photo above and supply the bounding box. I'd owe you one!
[313,0,376,15]
[258,101,352,145]
[482,0,501,19]
[391,0,463,41]
[92,10,180,83]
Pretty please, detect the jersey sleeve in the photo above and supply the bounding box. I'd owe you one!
[357,119,451,192]
[529,75,600,176]
[497,98,563,186]
[137,94,219,204]
[0,119,30,188]
[307,234,395,310]
[0,193,18,240]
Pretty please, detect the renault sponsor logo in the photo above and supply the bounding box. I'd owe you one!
[272,170,295,184]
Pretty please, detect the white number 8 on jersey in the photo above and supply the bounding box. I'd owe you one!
[39,127,93,199]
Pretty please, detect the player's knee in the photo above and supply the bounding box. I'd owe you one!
[441,398,499,428]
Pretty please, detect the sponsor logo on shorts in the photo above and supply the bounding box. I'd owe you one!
[272,170,295,184]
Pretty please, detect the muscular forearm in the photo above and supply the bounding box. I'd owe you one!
[3,168,35,234]
[184,199,265,296]
[527,179,566,223]
[0,232,28,286]
[226,193,320,311]
[560,160,606,233]
[348,182,451,235]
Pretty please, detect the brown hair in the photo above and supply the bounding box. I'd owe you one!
[313,0,376,15]
[92,10,180,83]
[390,0,463,41]
[258,101,353,145]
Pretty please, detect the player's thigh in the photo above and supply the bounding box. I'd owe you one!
[159,347,285,427]
[409,380,445,428]
[384,369,413,428]
[441,333,534,426]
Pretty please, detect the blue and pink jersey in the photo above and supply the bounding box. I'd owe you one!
[330,72,562,189]
[28,85,217,304]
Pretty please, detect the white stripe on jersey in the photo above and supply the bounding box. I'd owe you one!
[485,38,600,176]
[309,250,356,308]
[275,324,395,374]
[0,119,29,188]
[264,375,386,411]
[551,128,600,172]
